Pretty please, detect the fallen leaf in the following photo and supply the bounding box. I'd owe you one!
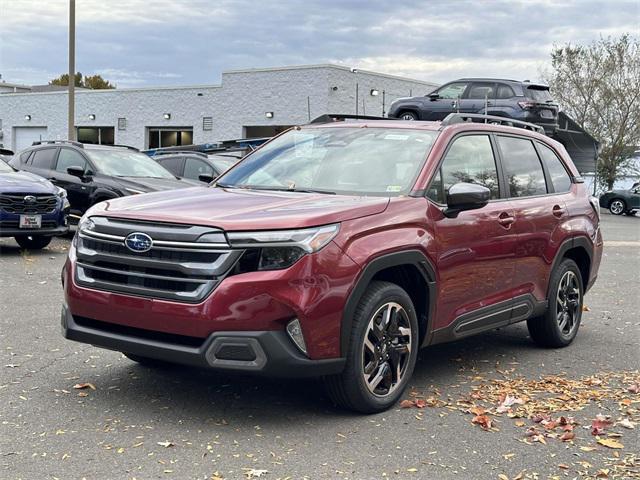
[496,395,525,413]
[414,399,427,409]
[498,474,509,480]
[597,438,624,449]
[592,414,613,435]
[72,383,96,390]
[471,414,493,431]
[243,469,268,478]
[618,418,635,429]
[628,384,639,394]
[400,400,415,408]
[560,431,575,442]
[515,420,526,427]
[470,406,486,416]
[157,441,175,448]
[582,305,590,311]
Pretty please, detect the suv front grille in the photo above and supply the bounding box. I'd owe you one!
[0,194,58,214]
[75,216,241,303]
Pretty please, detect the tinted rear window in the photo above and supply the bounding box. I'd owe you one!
[30,148,57,169]
[525,86,553,102]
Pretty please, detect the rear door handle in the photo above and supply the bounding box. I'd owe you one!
[498,212,515,228]
[552,204,565,218]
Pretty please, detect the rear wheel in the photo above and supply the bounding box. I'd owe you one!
[14,235,52,250]
[527,258,583,348]
[398,111,418,121]
[324,281,419,413]
[609,199,626,215]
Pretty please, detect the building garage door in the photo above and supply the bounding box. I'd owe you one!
[13,127,47,152]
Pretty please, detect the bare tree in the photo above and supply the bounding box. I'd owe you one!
[543,35,640,190]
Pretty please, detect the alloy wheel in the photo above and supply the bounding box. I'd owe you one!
[556,271,580,337]
[610,200,624,215]
[401,113,416,121]
[362,302,412,397]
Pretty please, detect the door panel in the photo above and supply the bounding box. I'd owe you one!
[53,148,92,214]
[425,82,469,120]
[426,133,517,330]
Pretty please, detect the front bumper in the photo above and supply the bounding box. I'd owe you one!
[61,304,345,377]
[0,225,69,237]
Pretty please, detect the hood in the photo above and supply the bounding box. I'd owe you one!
[115,176,200,193]
[88,186,390,230]
[0,171,57,194]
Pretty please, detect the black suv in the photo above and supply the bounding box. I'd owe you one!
[10,141,198,222]
[388,78,559,133]
[152,151,240,184]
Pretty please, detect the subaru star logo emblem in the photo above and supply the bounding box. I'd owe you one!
[24,195,37,204]
[124,232,153,253]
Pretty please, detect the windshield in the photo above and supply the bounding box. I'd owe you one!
[86,149,175,178]
[209,156,238,174]
[0,160,14,173]
[217,127,438,196]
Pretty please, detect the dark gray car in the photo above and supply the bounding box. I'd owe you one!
[388,78,559,133]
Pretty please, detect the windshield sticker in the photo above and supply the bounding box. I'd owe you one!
[384,134,410,141]
[386,185,403,192]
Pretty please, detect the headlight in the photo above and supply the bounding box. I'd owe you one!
[228,224,339,271]
[55,186,68,198]
[78,215,95,232]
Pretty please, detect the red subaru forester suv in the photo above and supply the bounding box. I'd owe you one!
[62,114,602,413]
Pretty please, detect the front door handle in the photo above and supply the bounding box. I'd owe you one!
[552,205,565,218]
[498,212,515,228]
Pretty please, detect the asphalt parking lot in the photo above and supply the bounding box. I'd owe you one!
[1,212,638,480]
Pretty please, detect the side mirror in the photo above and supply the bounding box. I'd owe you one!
[198,173,216,183]
[428,92,440,101]
[66,166,86,178]
[443,182,491,218]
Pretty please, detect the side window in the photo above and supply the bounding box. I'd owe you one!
[56,149,87,173]
[20,150,33,164]
[183,158,213,180]
[537,143,572,192]
[427,135,500,203]
[30,148,57,169]
[157,157,183,175]
[496,84,515,99]
[437,82,468,99]
[497,136,547,197]
[467,82,496,99]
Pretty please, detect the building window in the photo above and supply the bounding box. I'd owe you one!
[76,127,115,145]
[117,118,127,131]
[203,117,213,131]
[147,128,193,149]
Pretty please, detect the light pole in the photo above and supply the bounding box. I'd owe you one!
[68,0,76,141]
[350,67,358,115]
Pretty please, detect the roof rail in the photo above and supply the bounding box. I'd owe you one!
[143,137,271,156]
[310,114,397,124]
[31,140,84,148]
[109,144,139,151]
[153,150,208,158]
[441,113,546,134]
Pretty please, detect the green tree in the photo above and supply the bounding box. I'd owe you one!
[49,72,115,90]
[543,35,640,191]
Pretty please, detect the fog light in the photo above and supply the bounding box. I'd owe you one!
[286,319,307,355]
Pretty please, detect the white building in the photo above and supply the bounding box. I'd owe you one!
[0,65,437,152]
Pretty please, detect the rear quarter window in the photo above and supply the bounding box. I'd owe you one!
[30,148,58,169]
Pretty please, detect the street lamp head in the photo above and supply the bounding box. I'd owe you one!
[88,114,96,120]
[370,89,379,96]
[24,115,31,121]
[265,111,274,119]
[163,113,171,120]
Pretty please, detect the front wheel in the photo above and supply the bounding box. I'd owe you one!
[527,258,583,348]
[324,281,419,413]
[14,235,52,250]
[398,111,418,121]
[609,199,626,215]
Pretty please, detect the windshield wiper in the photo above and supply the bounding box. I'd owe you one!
[215,184,334,194]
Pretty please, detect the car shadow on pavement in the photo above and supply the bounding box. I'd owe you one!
[93,325,537,425]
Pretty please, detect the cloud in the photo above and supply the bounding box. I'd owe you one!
[0,0,636,87]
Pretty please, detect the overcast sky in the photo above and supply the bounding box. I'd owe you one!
[0,0,637,88]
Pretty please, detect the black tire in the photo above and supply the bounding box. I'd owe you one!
[14,235,52,250]
[324,281,419,413]
[608,198,626,215]
[123,352,172,368]
[398,111,418,121]
[527,258,583,348]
